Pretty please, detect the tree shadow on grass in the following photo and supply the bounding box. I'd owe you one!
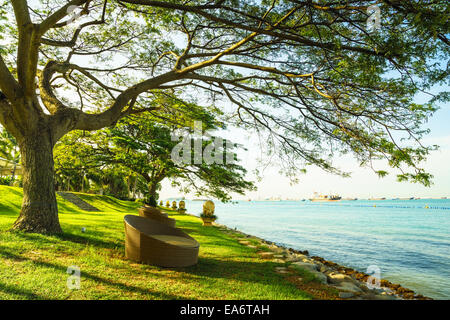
[2,187,23,196]
[0,237,310,299]
[0,282,48,300]
[174,255,280,278]
[0,202,21,216]
[57,200,84,215]
[0,246,28,262]
[1,213,310,299]
[2,250,303,300]
[0,248,184,300]
[11,230,123,250]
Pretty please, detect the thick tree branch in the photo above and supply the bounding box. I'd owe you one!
[66,70,183,132]
[11,0,37,95]
[39,0,90,34]
[38,61,70,114]
[0,55,22,102]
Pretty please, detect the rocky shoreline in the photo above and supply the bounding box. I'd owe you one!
[213,222,433,300]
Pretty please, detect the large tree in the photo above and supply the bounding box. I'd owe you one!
[0,1,448,233]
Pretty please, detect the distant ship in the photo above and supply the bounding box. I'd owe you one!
[309,193,341,202]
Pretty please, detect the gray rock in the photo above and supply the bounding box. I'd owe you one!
[339,292,355,299]
[310,271,328,284]
[333,281,363,293]
[372,293,399,300]
[380,288,394,294]
[291,261,319,272]
[319,265,329,273]
[327,272,353,284]
[360,293,377,300]
[285,255,302,262]
[360,292,399,300]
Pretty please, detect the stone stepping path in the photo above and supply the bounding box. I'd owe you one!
[57,192,100,212]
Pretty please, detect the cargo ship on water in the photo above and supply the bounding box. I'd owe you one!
[309,192,342,202]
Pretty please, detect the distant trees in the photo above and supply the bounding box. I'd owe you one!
[0,126,20,185]
[54,139,135,199]
[0,1,448,232]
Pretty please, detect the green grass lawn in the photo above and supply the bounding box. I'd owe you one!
[0,186,312,300]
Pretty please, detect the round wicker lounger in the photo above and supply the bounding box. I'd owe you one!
[124,215,199,267]
[138,206,176,227]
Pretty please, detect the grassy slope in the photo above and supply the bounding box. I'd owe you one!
[0,186,312,300]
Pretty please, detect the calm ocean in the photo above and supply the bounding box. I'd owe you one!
[183,199,450,299]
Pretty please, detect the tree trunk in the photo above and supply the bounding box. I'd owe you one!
[148,182,158,199]
[133,178,137,199]
[12,130,62,234]
[10,162,16,185]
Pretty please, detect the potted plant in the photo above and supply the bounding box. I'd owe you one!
[200,200,217,226]
[200,213,217,226]
[178,200,187,213]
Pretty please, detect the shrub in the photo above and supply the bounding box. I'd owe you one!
[144,195,158,207]
[200,213,218,220]
[0,177,13,186]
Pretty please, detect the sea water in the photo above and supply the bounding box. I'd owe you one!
[183,199,450,299]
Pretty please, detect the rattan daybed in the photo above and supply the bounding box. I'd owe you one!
[138,206,176,227]
[124,215,199,267]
